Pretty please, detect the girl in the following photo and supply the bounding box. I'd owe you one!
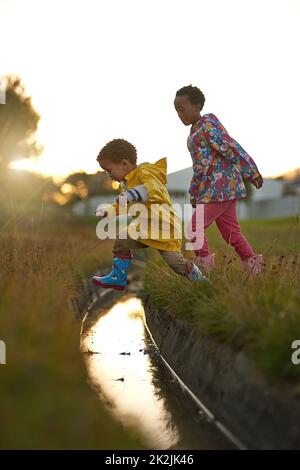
[174,85,263,275]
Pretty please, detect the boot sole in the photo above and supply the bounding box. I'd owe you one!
[92,279,127,290]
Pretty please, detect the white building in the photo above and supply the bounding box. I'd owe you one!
[167,167,193,194]
[251,179,284,201]
[72,166,300,220]
[166,166,299,220]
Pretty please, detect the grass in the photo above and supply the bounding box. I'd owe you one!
[0,204,143,449]
[143,216,300,383]
[1,195,299,448]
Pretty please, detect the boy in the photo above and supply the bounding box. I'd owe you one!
[92,138,207,290]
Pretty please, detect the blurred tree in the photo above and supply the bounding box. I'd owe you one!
[0,168,62,225]
[64,171,114,198]
[0,76,43,167]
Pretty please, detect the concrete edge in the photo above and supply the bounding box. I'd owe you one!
[143,294,300,449]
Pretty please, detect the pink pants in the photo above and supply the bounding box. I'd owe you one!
[191,200,255,261]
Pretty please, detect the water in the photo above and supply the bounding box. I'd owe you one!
[81,295,234,450]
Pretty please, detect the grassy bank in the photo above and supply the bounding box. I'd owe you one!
[144,216,300,384]
[0,205,142,449]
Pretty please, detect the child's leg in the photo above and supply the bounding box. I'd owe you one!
[188,204,210,256]
[92,237,148,290]
[158,250,190,276]
[215,200,255,260]
[190,202,232,257]
[158,250,207,281]
[113,237,148,257]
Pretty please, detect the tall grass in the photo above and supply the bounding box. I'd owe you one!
[0,205,142,449]
[144,216,300,383]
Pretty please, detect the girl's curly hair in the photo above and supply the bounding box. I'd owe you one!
[176,85,205,110]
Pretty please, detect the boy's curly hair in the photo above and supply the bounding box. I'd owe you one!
[176,85,205,110]
[97,139,137,164]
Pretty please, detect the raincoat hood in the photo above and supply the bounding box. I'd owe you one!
[105,157,182,252]
[125,158,167,186]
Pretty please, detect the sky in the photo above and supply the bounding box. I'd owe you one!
[0,0,299,182]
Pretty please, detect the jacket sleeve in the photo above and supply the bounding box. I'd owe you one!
[188,129,214,206]
[189,173,200,207]
[203,118,261,182]
[137,170,165,203]
[121,184,149,202]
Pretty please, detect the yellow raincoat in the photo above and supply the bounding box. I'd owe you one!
[105,158,182,252]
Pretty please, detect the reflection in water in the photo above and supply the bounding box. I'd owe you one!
[148,350,234,450]
[81,297,180,449]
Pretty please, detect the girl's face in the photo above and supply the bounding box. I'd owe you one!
[99,158,132,182]
[174,95,202,126]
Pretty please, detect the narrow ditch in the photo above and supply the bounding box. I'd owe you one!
[80,291,235,450]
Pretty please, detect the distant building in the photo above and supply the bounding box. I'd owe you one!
[166,167,193,194]
[284,177,300,197]
[72,194,116,216]
[251,179,284,201]
[166,167,300,220]
[72,166,300,220]
[166,167,193,221]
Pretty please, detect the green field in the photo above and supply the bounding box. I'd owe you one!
[1,205,300,449]
[144,216,300,384]
[0,206,142,449]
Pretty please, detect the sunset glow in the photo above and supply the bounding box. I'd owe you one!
[1,0,300,180]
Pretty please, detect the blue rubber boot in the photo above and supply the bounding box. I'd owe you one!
[92,254,132,290]
[185,261,209,282]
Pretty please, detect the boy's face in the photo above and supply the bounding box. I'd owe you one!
[99,158,132,182]
[174,95,202,126]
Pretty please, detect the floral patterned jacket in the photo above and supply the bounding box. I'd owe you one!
[187,113,261,205]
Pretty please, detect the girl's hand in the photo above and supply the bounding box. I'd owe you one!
[252,174,263,189]
[190,197,197,208]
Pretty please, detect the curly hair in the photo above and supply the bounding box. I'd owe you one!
[97,138,137,165]
[176,85,205,110]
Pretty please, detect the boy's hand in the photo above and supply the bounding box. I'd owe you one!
[95,210,108,219]
[115,193,129,207]
[95,205,108,218]
[252,174,263,189]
